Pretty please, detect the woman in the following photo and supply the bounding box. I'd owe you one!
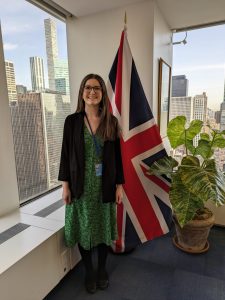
[58,74,124,294]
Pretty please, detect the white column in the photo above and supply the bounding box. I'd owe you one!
[0,23,19,215]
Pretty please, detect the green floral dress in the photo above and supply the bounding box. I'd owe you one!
[64,125,118,250]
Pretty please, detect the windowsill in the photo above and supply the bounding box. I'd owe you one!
[0,188,64,275]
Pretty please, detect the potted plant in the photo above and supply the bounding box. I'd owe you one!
[148,116,225,253]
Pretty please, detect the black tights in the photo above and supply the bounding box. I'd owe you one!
[78,243,108,275]
[97,243,108,271]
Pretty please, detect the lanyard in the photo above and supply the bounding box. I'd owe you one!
[85,113,101,158]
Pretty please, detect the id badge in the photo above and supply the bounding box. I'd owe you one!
[95,163,102,177]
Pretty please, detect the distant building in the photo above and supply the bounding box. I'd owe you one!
[16,84,27,94]
[220,103,225,130]
[206,108,219,130]
[172,75,188,97]
[206,108,215,119]
[10,92,71,202]
[30,56,45,92]
[5,60,17,102]
[10,93,48,201]
[219,83,225,130]
[44,18,58,90]
[44,18,70,95]
[193,92,207,123]
[55,78,67,94]
[193,92,207,146]
[41,92,71,187]
[214,81,225,172]
[214,148,225,172]
[170,96,192,124]
[54,59,70,95]
[215,111,221,124]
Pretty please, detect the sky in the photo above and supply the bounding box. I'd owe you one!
[0,0,225,111]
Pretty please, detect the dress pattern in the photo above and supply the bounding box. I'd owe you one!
[64,125,118,250]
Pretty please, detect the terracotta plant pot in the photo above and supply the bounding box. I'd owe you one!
[173,209,215,253]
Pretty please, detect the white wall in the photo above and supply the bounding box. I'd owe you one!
[152,2,173,122]
[66,0,155,112]
[0,230,81,300]
[152,2,173,152]
[0,234,61,300]
[0,24,19,216]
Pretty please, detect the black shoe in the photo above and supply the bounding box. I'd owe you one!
[85,272,96,294]
[97,269,109,290]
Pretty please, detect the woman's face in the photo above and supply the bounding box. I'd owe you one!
[82,78,103,108]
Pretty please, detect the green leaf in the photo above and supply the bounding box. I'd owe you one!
[181,155,200,167]
[147,156,178,179]
[212,129,219,135]
[212,133,225,148]
[204,160,225,206]
[186,140,196,155]
[167,116,186,148]
[186,119,203,140]
[200,133,210,141]
[170,173,203,227]
[179,160,225,206]
[195,139,213,159]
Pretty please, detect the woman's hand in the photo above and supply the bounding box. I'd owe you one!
[116,184,123,204]
[62,182,72,205]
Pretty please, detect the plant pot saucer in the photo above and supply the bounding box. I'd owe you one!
[172,235,209,254]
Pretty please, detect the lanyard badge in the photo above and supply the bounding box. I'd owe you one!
[95,163,102,176]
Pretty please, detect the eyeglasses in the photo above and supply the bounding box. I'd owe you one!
[84,85,102,93]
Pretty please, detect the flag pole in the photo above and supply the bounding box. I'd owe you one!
[124,12,127,31]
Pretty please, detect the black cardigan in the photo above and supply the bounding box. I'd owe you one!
[58,112,125,203]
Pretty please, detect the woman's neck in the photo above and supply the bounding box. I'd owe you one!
[85,105,100,118]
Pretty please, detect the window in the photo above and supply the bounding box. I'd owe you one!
[0,0,71,203]
[171,25,225,171]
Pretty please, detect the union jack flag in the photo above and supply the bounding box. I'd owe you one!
[108,29,172,253]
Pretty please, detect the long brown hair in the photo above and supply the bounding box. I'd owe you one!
[76,74,118,140]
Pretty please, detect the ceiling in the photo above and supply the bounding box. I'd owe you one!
[51,0,145,18]
[51,0,225,31]
[156,0,225,31]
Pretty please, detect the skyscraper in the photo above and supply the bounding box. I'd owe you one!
[44,18,70,95]
[41,92,71,186]
[172,75,188,97]
[5,60,17,102]
[215,111,221,124]
[30,56,45,92]
[193,92,207,123]
[193,92,207,146]
[170,96,192,124]
[10,93,48,201]
[54,59,70,94]
[10,91,71,202]
[44,18,58,90]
